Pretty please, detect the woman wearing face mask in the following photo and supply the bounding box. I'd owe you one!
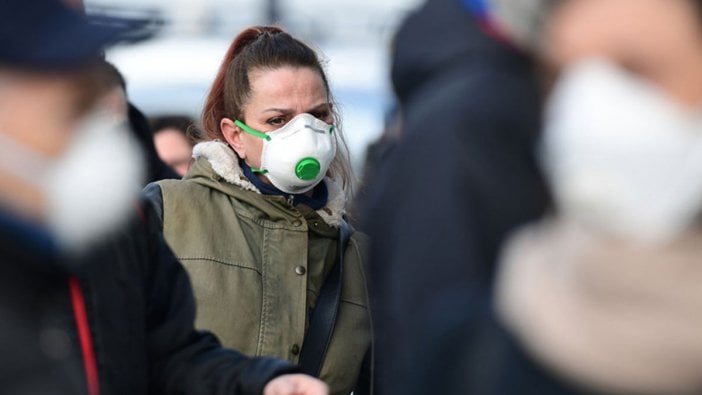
[144,26,371,395]
[491,0,702,394]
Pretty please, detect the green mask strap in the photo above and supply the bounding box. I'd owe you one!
[234,120,272,141]
[233,120,269,174]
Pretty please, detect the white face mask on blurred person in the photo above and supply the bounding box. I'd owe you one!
[0,109,145,252]
[541,59,702,243]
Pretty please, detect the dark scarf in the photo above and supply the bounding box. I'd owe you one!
[240,160,328,210]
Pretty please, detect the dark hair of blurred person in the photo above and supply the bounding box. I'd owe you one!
[0,1,330,394]
[150,114,195,176]
[128,103,181,182]
[95,60,180,182]
[94,60,127,117]
[144,25,372,395]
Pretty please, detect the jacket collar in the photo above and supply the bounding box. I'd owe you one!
[190,141,346,227]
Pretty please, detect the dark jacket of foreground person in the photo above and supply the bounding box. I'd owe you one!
[0,199,298,394]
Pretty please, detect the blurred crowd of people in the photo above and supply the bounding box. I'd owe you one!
[3,0,702,394]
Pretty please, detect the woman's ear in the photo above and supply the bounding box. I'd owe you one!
[221,118,246,159]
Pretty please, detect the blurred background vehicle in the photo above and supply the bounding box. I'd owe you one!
[85,0,422,172]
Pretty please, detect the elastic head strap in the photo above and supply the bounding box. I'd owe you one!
[234,119,272,141]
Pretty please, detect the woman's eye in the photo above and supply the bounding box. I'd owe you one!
[267,117,286,126]
[312,111,330,121]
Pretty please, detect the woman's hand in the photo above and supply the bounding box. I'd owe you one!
[263,374,329,395]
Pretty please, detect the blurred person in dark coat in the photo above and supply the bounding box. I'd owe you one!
[359,0,553,393]
[0,1,329,394]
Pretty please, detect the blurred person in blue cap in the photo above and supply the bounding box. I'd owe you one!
[0,1,328,394]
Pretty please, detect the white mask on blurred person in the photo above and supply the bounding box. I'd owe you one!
[0,109,145,252]
[541,59,702,243]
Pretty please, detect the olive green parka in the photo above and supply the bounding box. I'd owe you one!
[146,141,371,395]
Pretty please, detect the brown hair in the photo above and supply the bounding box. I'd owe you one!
[200,26,329,139]
[198,25,355,198]
[694,0,702,24]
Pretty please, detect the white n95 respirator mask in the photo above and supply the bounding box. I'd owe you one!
[541,59,702,243]
[235,113,337,194]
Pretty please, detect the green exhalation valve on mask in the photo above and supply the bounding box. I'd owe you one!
[295,157,321,180]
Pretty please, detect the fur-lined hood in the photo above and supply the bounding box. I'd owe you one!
[189,140,347,227]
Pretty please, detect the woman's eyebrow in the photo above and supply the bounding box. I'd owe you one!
[262,103,330,114]
[262,108,294,114]
[306,103,331,113]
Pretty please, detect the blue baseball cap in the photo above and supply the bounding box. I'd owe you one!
[0,0,151,70]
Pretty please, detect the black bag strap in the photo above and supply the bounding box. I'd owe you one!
[298,219,353,377]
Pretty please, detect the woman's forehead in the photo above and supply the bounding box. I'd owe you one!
[248,66,326,99]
